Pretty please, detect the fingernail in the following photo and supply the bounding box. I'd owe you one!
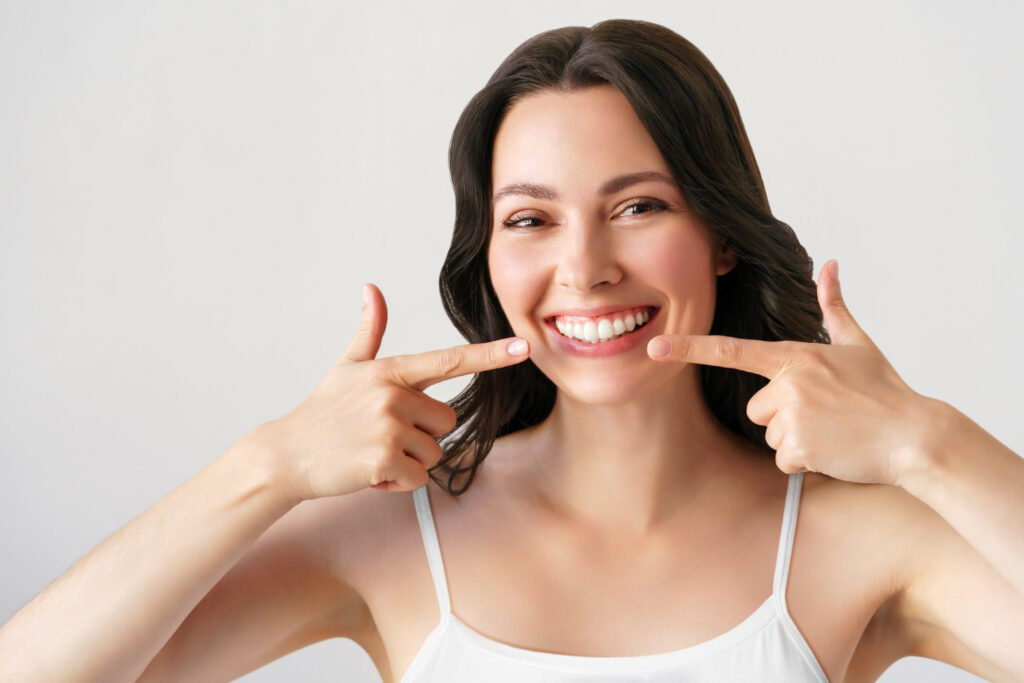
[648,338,671,358]
[507,338,528,356]
[362,284,370,310]
[830,260,839,280]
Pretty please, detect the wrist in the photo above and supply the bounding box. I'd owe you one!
[223,424,305,509]
[896,397,960,497]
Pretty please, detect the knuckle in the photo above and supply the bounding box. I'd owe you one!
[674,336,692,359]
[818,356,841,384]
[487,342,502,366]
[428,438,443,466]
[381,431,403,455]
[379,414,404,439]
[435,348,463,376]
[372,388,401,418]
[716,338,743,365]
[443,405,458,432]
[789,381,812,403]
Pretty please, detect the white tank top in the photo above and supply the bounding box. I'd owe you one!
[402,471,829,682]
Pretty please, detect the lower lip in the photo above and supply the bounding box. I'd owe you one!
[544,309,660,358]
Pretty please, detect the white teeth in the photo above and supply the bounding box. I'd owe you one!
[554,308,652,344]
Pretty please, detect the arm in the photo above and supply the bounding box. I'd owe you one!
[0,427,300,683]
[899,399,1024,598]
[890,399,1024,681]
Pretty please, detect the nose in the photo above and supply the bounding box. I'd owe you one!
[554,219,623,292]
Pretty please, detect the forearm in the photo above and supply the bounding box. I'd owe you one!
[899,399,1024,597]
[0,428,299,683]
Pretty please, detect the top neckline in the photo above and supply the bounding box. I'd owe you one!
[441,592,780,671]
[405,471,821,677]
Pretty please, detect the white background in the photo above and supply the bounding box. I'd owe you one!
[2,1,1019,681]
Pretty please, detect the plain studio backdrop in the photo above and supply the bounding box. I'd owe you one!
[2,1,1021,681]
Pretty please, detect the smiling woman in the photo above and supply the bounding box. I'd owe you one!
[3,12,1021,683]
[434,19,829,498]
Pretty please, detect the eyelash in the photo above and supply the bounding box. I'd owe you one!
[500,199,667,231]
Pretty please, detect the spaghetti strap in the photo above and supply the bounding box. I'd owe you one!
[400,471,828,683]
[772,472,805,597]
[412,484,452,616]
[413,474,805,619]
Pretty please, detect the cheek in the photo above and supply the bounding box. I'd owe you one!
[487,241,548,323]
[626,231,709,289]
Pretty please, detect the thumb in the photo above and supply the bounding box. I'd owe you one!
[818,259,871,347]
[341,283,388,363]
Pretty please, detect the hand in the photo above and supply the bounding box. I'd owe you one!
[646,259,938,486]
[258,283,531,501]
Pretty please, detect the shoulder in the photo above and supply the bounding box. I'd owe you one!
[788,472,951,678]
[799,471,931,593]
[309,483,424,586]
[800,471,960,656]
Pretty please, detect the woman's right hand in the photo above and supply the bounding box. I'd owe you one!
[255,283,531,502]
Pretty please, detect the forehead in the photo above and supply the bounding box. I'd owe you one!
[491,84,671,189]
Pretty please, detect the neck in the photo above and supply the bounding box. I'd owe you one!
[522,365,755,534]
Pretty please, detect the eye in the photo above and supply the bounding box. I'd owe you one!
[499,199,667,232]
[501,214,543,230]
[620,199,666,217]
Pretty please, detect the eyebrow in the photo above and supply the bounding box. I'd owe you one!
[490,171,679,206]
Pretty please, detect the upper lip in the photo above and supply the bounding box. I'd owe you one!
[543,304,659,320]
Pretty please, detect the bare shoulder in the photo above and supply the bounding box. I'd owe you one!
[306,483,421,593]
[799,471,939,594]
[267,488,394,631]
[286,483,427,682]
[796,471,956,682]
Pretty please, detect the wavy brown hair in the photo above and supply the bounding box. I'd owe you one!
[430,18,829,497]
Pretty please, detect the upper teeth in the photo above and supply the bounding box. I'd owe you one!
[553,308,651,344]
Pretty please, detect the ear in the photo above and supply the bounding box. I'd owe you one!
[716,243,738,276]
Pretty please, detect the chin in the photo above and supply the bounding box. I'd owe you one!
[550,368,672,406]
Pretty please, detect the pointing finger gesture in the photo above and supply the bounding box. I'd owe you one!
[260,283,531,501]
[646,260,941,487]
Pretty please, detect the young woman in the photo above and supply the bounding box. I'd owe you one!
[2,18,1022,683]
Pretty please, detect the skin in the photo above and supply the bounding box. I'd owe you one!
[487,83,757,535]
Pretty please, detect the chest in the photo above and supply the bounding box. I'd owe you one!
[348,478,905,683]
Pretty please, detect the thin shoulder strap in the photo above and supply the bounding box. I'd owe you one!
[412,484,452,616]
[772,471,805,596]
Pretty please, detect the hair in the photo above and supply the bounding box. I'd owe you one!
[430,18,829,497]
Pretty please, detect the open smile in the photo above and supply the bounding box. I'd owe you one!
[543,306,661,357]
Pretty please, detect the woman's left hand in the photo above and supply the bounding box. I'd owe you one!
[646,259,942,487]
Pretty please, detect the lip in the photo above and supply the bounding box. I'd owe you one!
[544,306,661,358]
[543,303,659,320]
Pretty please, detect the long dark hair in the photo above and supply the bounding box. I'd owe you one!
[431,19,829,497]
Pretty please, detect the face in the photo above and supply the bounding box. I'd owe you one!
[487,84,737,405]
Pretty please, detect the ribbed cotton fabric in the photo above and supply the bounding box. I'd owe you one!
[401,471,829,683]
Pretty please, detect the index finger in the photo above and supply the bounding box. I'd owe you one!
[647,334,789,379]
[393,337,530,391]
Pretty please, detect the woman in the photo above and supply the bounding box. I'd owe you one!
[1,18,1021,683]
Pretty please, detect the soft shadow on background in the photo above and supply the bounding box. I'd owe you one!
[2,1,1019,681]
